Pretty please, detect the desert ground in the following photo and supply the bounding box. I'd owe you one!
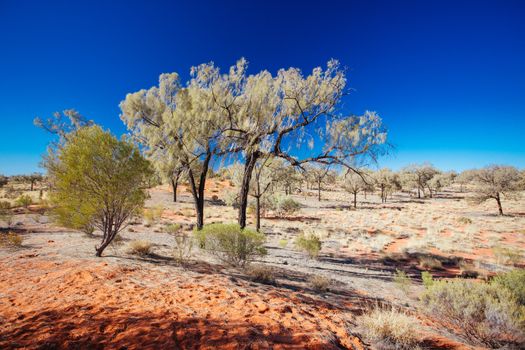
[1,180,524,349]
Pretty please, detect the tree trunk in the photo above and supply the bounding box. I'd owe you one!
[170,178,178,202]
[255,195,261,232]
[317,178,321,202]
[187,153,212,230]
[238,152,259,229]
[496,194,504,215]
[417,187,421,198]
[353,192,357,208]
[30,180,34,191]
[95,227,117,257]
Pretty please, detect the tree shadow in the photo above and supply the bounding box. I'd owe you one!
[0,305,349,350]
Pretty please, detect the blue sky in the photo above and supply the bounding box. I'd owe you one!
[0,0,524,175]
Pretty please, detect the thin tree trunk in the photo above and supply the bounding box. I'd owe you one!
[171,178,178,202]
[318,178,321,201]
[496,194,504,215]
[238,152,259,229]
[30,181,34,191]
[353,192,357,208]
[255,195,261,232]
[187,153,212,230]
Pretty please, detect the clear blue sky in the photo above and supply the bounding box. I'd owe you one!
[0,0,524,175]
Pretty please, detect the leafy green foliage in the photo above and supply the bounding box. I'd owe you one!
[295,233,322,259]
[421,271,434,289]
[15,194,32,208]
[194,223,267,266]
[492,269,525,306]
[46,125,152,256]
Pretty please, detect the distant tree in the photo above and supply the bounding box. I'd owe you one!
[402,164,439,198]
[455,169,477,192]
[469,165,523,215]
[342,172,368,208]
[428,171,455,197]
[374,168,400,203]
[46,125,152,256]
[0,175,7,188]
[306,164,334,202]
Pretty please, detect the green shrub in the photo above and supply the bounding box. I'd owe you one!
[143,205,163,226]
[356,307,422,350]
[276,197,301,217]
[278,238,288,248]
[15,194,32,208]
[421,271,434,288]
[165,223,182,235]
[393,269,411,294]
[308,274,331,292]
[491,269,525,306]
[194,223,267,267]
[295,233,322,259]
[0,232,23,248]
[420,278,525,347]
[127,240,153,256]
[246,264,275,284]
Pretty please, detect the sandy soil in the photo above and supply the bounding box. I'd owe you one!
[1,180,523,349]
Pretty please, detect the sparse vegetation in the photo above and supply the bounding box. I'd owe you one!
[421,271,434,288]
[421,278,525,347]
[15,194,32,208]
[194,223,267,266]
[275,197,301,217]
[308,274,331,291]
[0,232,23,248]
[356,306,422,350]
[246,264,276,284]
[418,256,442,270]
[393,269,411,294]
[127,240,153,256]
[295,233,322,258]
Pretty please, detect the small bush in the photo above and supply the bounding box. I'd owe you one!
[491,269,525,306]
[194,223,267,267]
[421,271,434,289]
[0,232,23,248]
[127,240,153,256]
[493,246,523,266]
[246,264,275,284]
[393,269,411,294]
[143,206,163,226]
[0,201,11,209]
[295,233,322,259]
[456,216,472,225]
[308,274,331,292]
[276,197,301,217]
[15,194,32,208]
[278,238,288,248]
[418,256,442,270]
[165,223,182,235]
[421,278,525,347]
[356,307,422,350]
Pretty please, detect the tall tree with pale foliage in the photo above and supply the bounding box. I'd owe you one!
[469,165,523,215]
[205,58,387,228]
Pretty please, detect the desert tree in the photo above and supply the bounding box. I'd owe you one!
[342,171,368,208]
[374,168,400,203]
[207,59,387,228]
[455,169,476,192]
[304,164,334,201]
[0,175,7,189]
[120,71,233,229]
[46,125,152,256]
[149,147,186,203]
[16,173,44,191]
[428,171,455,197]
[469,165,523,215]
[402,163,439,198]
